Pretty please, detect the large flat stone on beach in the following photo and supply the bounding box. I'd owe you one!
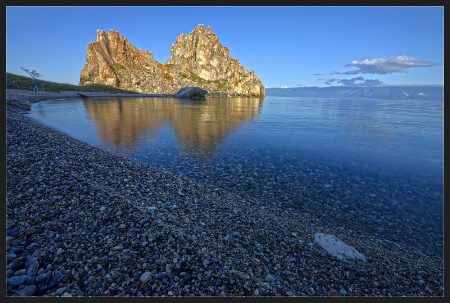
[314,232,367,262]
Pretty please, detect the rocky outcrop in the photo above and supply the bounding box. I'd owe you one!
[79,29,166,94]
[79,25,265,97]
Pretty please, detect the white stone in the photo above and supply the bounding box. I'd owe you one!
[140,272,152,283]
[55,287,67,296]
[314,233,367,262]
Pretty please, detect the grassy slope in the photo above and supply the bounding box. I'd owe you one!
[6,72,139,94]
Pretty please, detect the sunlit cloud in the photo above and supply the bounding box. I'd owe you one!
[325,76,384,86]
[265,85,289,88]
[333,56,439,75]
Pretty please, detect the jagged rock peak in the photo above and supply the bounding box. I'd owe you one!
[79,25,265,97]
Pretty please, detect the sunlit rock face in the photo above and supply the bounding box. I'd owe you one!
[79,25,265,97]
[79,29,168,94]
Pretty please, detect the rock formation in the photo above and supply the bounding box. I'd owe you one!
[79,25,265,97]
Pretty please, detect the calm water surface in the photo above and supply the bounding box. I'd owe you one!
[27,96,444,256]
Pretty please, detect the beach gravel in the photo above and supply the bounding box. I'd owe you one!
[5,90,444,296]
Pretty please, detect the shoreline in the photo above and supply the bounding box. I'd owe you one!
[6,89,169,111]
[5,90,444,296]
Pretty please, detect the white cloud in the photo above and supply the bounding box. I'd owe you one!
[325,76,384,86]
[334,56,439,75]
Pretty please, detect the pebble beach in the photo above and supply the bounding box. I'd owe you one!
[6,90,444,297]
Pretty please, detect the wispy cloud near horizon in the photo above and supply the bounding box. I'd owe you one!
[333,56,439,75]
[325,76,384,86]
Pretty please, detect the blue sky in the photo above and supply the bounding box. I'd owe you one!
[6,6,444,88]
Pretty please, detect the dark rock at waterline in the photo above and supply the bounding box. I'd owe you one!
[174,87,208,99]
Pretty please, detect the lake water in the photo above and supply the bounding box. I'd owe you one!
[27,96,444,257]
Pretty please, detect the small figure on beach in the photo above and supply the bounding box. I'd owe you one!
[32,78,38,92]
[20,67,43,93]
[41,82,45,91]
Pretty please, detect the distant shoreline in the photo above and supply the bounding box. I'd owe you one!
[265,85,444,101]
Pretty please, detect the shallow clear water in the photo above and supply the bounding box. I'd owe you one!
[27,96,444,256]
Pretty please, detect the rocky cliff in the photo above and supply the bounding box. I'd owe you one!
[79,25,265,97]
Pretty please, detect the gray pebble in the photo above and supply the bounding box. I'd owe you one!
[47,274,65,290]
[7,275,32,287]
[55,287,67,296]
[11,285,37,296]
[14,269,27,276]
[7,269,15,278]
[140,272,151,283]
[26,259,39,276]
[35,273,48,284]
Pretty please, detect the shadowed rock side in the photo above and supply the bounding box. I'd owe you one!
[79,25,265,97]
[174,87,208,99]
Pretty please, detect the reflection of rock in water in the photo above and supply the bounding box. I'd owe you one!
[83,97,263,157]
[171,98,263,158]
[84,97,175,148]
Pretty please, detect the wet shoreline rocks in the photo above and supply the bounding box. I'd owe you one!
[5,90,444,296]
[6,89,168,111]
